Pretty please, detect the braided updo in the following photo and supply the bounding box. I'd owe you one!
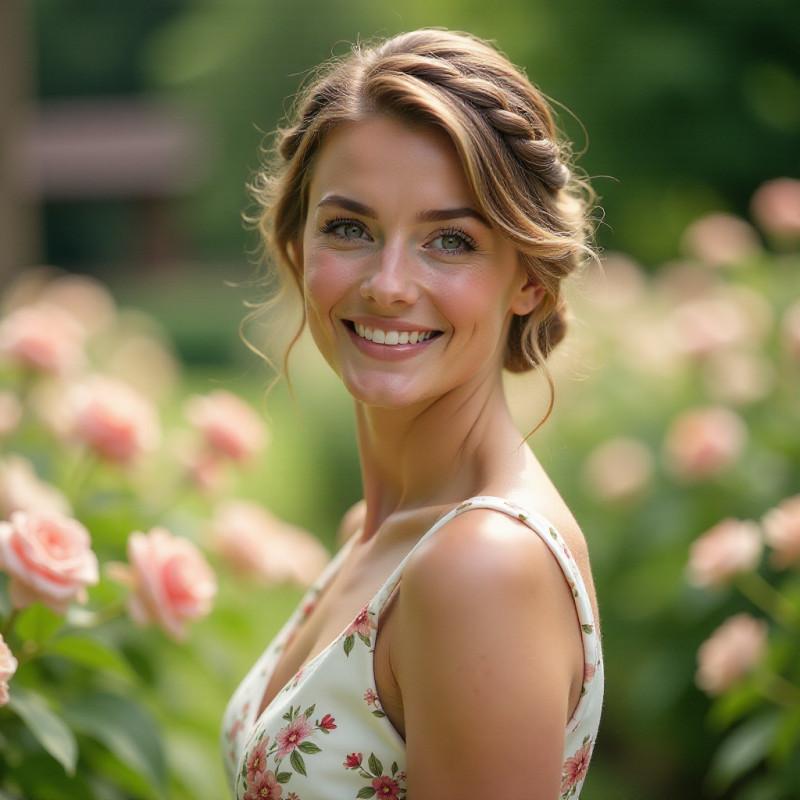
[252,29,596,376]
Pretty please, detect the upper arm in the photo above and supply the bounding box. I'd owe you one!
[392,511,583,799]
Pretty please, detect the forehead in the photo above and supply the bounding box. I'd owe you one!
[306,116,474,212]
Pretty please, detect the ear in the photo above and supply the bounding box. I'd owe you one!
[509,276,545,316]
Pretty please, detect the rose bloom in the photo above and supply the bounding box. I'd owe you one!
[209,499,329,587]
[681,212,761,268]
[0,302,86,375]
[185,390,267,463]
[68,375,161,464]
[750,177,800,240]
[38,273,117,337]
[582,437,654,504]
[0,634,18,683]
[664,406,747,481]
[0,455,72,519]
[703,350,775,406]
[111,527,217,641]
[0,511,99,614]
[0,391,22,438]
[687,518,763,588]
[696,613,768,696]
[762,495,800,570]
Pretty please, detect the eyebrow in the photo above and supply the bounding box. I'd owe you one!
[316,194,489,226]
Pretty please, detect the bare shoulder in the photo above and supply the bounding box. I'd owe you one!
[400,506,581,622]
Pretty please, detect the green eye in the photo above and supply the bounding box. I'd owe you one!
[440,234,462,250]
[338,223,364,238]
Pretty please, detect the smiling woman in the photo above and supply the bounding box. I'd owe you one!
[224,29,603,800]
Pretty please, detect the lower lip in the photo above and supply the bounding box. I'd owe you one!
[344,323,440,360]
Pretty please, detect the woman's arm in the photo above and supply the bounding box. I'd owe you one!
[391,509,584,799]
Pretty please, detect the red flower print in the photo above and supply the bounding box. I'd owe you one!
[343,752,363,769]
[275,714,314,759]
[560,740,593,795]
[371,776,401,798]
[243,768,283,800]
[246,737,269,783]
[319,713,337,730]
[345,606,377,638]
[363,688,379,706]
[584,662,596,683]
[228,719,244,741]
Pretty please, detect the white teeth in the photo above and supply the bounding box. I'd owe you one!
[352,324,434,346]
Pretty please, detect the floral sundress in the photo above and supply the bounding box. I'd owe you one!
[221,496,604,799]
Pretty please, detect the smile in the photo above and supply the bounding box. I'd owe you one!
[349,322,439,346]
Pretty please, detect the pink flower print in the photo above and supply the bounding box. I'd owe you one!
[363,688,379,707]
[246,737,269,784]
[560,740,593,795]
[287,794,300,800]
[343,752,363,769]
[319,713,337,730]
[346,606,377,638]
[243,769,283,800]
[275,714,314,759]
[372,776,401,798]
[228,719,244,741]
[584,662,596,683]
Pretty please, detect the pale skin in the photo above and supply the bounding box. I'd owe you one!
[257,116,599,798]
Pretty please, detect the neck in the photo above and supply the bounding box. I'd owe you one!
[354,376,527,537]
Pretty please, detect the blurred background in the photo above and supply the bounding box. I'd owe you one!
[1,0,799,798]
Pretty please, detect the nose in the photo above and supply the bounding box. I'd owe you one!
[360,244,420,307]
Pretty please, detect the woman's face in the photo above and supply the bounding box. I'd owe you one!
[300,116,541,410]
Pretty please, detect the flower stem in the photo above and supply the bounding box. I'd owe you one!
[0,608,20,639]
[755,670,800,710]
[736,572,800,630]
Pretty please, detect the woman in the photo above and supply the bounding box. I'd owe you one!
[222,29,603,800]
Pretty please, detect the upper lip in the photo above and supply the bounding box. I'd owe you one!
[343,316,440,333]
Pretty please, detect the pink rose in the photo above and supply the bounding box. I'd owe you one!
[582,437,654,503]
[0,303,86,375]
[0,511,99,613]
[762,495,800,570]
[0,456,72,519]
[185,390,267,463]
[687,518,763,587]
[664,406,747,481]
[0,634,18,683]
[750,177,800,240]
[112,527,217,641]
[696,613,768,696]
[681,212,761,268]
[208,499,329,587]
[68,375,160,464]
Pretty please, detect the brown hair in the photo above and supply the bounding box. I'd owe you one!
[249,28,596,388]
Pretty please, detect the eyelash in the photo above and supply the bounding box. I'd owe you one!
[318,218,478,252]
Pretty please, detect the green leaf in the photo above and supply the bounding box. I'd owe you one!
[371,709,386,718]
[290,749,307,776]
[391,761,398,775]
[344,635,354,657]
[7,687,78,775]
[275,772,292,784]
[358,632,371,647]
[64,690,166,791]
[357,788,377,799]
[581,624,594,634]
[15,603,63,644]
[707,711,780,793]
[302,703,316,719]
[298,741,322,754]
[46,634,134,678]
[368,753,383,776]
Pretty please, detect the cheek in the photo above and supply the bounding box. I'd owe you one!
[303,252,345,322]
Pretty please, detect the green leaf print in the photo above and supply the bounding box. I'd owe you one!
[371,709,386,718]
[344,635,355,656]
[357,788,377,799]
[581,624,594,634]
[391,761,399,776]
[368,753,383,776]
[303,703,316,719]
[358,632,372,647]
[298,741,322,754]
[290,749,307,776]
[275,772,292,784]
